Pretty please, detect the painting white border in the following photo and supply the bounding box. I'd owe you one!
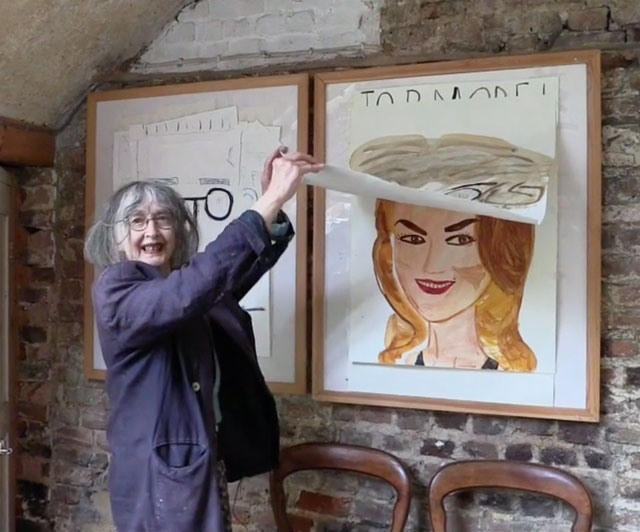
[313,53,601,420]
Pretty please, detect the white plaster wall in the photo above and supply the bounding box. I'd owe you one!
[132,0,384,73]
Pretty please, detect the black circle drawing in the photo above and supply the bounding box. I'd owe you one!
[204,187,234,221]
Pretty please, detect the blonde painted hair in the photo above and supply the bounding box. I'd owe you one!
[350,134,540,371]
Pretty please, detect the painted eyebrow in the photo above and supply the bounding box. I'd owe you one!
[395,219,427,235]
[444,218,478,232]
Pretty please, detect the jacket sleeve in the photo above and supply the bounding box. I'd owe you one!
[93,210,285,349]
[231,209,294,302]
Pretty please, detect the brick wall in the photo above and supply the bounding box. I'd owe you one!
[13,0,640,530]
[14,164,56,531]
[15,115,113,532]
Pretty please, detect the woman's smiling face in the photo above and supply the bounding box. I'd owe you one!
[119,201,176,276]
[391,204,491,322]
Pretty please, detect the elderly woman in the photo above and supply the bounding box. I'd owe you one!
[84,149,322,532]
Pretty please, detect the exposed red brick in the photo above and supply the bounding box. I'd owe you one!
[605,310,640,329]
[358,406,393,424]
[17,401,48,423]
[603,256,640,279]
[59,279,82,301]
[19,343,51,361]
[505,444,533,462]
[521,493,559,518]
[540,447,578,466]
[626,367,640,387]
[601,50,638,69]
[21,185,56,211]
[567,8,609,31]
[50,485,81,506]
[18,302,51,328]
[584,450,612,470]
[434,412,468,430]
[19,382,52,407]
[462,441,498,459]
[289,514,314,532]
[19,326,47,344]
[611,4,640,25]
[25,230,54,268]
[53,427,94,447]
[472,417,506,435]
[610,285,640,306]
[18,456,50,485]
[420,438,455,458]
[295,491,351,517]
[52,463,94,488]
[604,339,638,357]
[80,409,108,431]
[558,423,601,446]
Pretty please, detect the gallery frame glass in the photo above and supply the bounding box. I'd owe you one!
[311,51,601,421]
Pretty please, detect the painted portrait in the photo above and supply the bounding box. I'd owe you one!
[350,134,555,372]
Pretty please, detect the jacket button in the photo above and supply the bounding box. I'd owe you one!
[192,381,201,392]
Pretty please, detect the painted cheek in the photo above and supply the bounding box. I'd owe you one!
[393,241,413,267]
[394,253,413,270]
[393,250,412,280]
[396,250,427,287]
[454,264,489,290]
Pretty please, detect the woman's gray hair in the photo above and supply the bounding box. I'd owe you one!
[84,181,199,269]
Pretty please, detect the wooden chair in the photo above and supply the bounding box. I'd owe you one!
[270,442,412,532]
[428,460,593,532]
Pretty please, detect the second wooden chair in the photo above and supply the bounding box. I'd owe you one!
[428,460,593,532]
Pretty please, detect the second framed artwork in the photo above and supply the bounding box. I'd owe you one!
[84,74,309,394]
[312,51,602,421]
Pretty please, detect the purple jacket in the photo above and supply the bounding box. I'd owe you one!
[92,210,292,532]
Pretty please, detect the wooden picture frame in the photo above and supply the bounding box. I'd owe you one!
[0,168,17,532]
[85,74,310,394]
[312,51,601,421]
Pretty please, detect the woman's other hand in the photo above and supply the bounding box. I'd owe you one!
[252,147,323,225]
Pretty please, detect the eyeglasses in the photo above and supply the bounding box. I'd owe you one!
[126,213,175,231]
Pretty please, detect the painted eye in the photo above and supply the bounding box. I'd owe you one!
[398,234,426,245]
[446,234,475,246]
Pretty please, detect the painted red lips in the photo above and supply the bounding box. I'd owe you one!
[415,278,455,295]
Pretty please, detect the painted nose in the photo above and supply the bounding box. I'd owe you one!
[422,238,448,273]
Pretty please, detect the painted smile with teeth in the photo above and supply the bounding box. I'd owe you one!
[415,278,455,295]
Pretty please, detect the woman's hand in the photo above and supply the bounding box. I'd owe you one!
[252,147,323,226]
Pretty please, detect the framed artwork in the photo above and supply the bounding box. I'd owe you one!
[312,51,601,421]
[84,74,310,394]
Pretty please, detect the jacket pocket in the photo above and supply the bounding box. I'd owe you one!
[154,441,208,469]
[150,442,212,526]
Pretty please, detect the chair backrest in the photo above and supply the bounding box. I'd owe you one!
[270,442,412,532]
[428,460,593,532]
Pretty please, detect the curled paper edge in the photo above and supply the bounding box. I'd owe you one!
[304,164,550,225]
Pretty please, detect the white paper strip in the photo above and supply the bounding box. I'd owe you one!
[305,163,552,224]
